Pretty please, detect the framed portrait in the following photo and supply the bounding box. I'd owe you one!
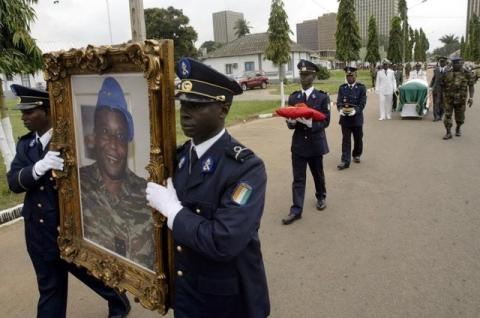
[43,41,176,314]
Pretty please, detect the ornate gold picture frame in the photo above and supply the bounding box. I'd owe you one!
[43,40,176,314]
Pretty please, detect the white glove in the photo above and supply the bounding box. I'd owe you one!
[146,178,183,229]
[339,109,346,116]
[297,117,312,128]
[347,108,357,116]
[286,118,296,125]
[34,151,64,177]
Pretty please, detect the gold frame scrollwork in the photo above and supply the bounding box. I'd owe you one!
[43,40,176,314]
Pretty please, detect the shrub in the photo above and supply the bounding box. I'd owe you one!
[316,65,330,80]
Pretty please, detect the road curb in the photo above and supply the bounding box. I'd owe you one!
[0,204,23,227]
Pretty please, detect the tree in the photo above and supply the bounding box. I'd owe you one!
[0,0,43,170]
[234,18,251,38]
[387,16,403,64]
[398,0,408,63]
[460,36,466,58]
[144,7,198,61]
[365,16,380,64]
[432,34,460,57]
[265,0,291,107]
[406,27,414,62]
[466,14,480,62]
[413,29,421,62]
[335,0,361,63]
[419,28,429,62]
[199,41,223,54]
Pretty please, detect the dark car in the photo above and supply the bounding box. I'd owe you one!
[236,71,269,91]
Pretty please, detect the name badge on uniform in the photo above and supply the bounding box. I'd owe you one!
[178,156,186,170]
[231,182,253,206]
[201,156,216,174]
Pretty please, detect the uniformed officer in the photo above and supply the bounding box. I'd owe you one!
[440,56,475,139]
[281,59,330,225]
[336,66,367,170]
[145,58,270,318]
[7,85,130,318]
[392,64,403,111]
[429,56,448,122]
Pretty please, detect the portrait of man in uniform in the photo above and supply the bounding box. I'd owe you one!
[78,76,154,271]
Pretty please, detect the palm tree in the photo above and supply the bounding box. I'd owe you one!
[234,18,251,38]
[0,0,43,170]
[439,34,459,46]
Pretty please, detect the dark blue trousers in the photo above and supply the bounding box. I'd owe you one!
[28,250,128,318]
[341,126,363,164]
[290,153,326,215]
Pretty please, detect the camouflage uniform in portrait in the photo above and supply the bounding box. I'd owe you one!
[441,57,475,139]
[80,76,154,270]
[81,163,154,270]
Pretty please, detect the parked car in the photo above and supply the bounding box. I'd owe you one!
[236,71,268,91]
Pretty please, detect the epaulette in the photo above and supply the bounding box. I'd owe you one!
[176,140,190,154]
[226,143,254,163]
[315,89,328,95]
[18,131,34,142]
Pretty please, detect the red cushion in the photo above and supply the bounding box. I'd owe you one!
[276,103,326,121]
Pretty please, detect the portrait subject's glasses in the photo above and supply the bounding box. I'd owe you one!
[95,128,128,143]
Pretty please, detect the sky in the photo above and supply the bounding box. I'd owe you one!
[30,0,468,53]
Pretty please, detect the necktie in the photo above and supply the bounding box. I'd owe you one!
[385,70,387,76]
[37,138,43,157]
[302,92,307,103]
[189,146,198,174]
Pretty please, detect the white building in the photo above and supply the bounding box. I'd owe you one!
[202,32,312,81]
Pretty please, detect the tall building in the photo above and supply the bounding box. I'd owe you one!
[296,13,337,56]
[212,10,244,44]
[354,0,399,43]
[466,0,480,38]
[296,19,319,51]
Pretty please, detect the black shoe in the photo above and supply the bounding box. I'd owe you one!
[282,213,301,225]
[109,293,131,318]
[316,199,327,211]
[353,156,361,163]
[455,127,461,136]
[337,162,350,170]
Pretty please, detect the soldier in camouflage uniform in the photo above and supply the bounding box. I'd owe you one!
[80,77,154,270]
[440,57,475,139]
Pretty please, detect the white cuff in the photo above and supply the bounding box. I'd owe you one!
[166,206,182,229]
[32,165,41,180]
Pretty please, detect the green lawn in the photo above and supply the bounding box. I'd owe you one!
[273,69,373,96]
[175,100,279,144]
[0,99,27,209]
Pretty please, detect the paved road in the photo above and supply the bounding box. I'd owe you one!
[1,84,480,318]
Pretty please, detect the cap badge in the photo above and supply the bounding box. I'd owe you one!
[181,81,193,92]
[180,59,191,78]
